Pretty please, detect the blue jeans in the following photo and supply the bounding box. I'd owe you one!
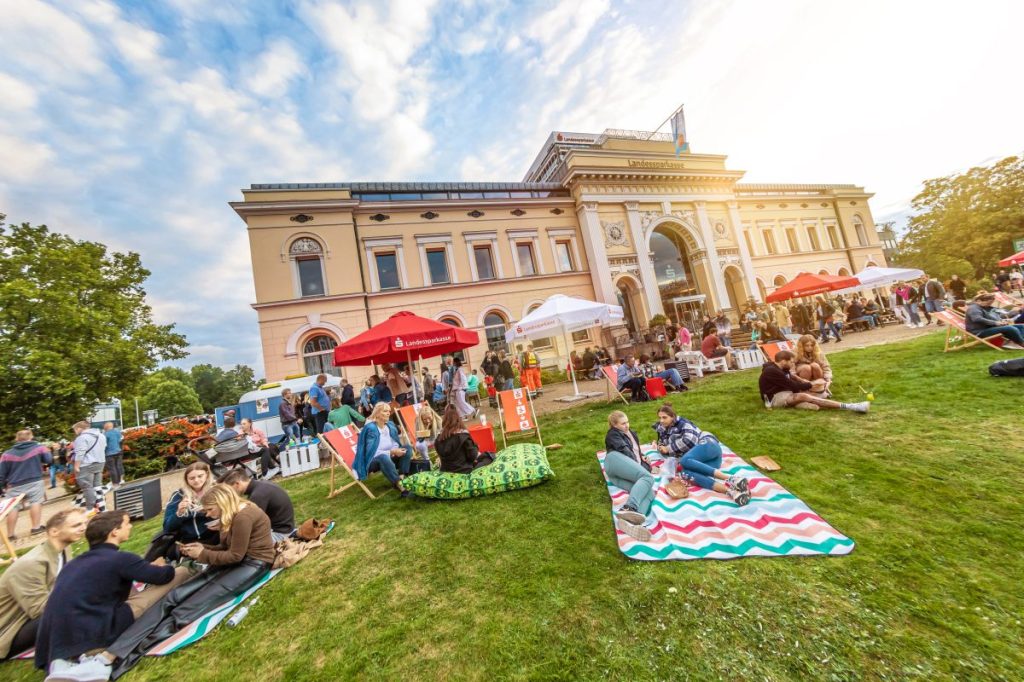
[818,319,842,341]
[282,422,301,441]
[925,299,945,313]
[654,368,683,389]
[977,325,1024,345]
[603,450,656,516]
[681,441,723,490]
[368,448,413,484]
[903,303,921,325]
[503,378,514,391]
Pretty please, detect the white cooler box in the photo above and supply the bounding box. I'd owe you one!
[280,442,319,477]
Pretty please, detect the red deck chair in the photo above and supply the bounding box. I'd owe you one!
[323,425,387,500]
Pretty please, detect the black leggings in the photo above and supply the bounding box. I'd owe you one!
[108,559,270,679]
[4,617,38,659]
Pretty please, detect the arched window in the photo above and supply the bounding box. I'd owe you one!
[756,278,768,302]
[438,317,465,362]
[773,275,788,288]
[838,267,851,277]
[302,334,340,377]
[290,237,326,298]
[483,311,508,352]
[818,269,830,276]
[853,215,869,246]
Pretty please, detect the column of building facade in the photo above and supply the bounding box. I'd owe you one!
[694,201,731,311]
[576,202,618,305]
[623,201,665,318]
[727,201,761,302]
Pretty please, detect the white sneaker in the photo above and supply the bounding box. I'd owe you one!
[615,518,652,542]
[847,401,870,414]
[45,654,112,681]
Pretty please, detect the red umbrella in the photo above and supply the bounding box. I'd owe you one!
[334,311,479,365]
[765,272,861,303]
[998,250,1024,267]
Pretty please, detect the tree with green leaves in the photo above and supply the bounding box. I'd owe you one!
[0,215,188,438]
[140,379,203,419]
[190,363,259,412]
[898,155,1024,286]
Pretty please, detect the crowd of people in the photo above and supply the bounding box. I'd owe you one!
[0,425,298,680]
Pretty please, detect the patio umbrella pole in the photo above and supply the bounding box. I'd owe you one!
[406,348,418,404]
[564,328,580,397]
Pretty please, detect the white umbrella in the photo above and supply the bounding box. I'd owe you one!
[505,294,624,401]
[833,266,926,296]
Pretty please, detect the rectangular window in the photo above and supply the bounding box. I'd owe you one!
[807,227,821,251]
[744,231,756,256]
[375,252,400,290]
[473,244,495,280]
[762,230,777,255]
[516,242,537,276]
[555,240,574,272]
[785,227,799,253]
[532,337,553,350]
[827,226,840,250]
[426,248,450,285]
[571,329,590,343]
[296,258,325,297]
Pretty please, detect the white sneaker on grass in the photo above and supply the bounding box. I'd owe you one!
[845,401,870,414]
[615,518,652,542]
[45,654,111,682]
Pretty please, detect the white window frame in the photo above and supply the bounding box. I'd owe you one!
[464,231,503,281]
[547,228,581,273]
[364,236,407,292]
[416,234,458,286]
[508,229,544,277]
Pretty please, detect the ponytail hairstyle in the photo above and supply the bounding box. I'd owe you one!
[657,403,677,420]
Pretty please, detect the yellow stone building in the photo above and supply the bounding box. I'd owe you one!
[232,130,887,382]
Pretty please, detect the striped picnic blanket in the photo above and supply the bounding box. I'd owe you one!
[597,445,854,561]
[14,523,334,660]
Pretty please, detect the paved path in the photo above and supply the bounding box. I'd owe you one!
[7,321,939,553]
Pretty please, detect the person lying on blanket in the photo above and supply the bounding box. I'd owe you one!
[653,404,751,507]
[604,411,657,542]
[435,405,494,474]
[34,511,193,679]
[54,484,277,681]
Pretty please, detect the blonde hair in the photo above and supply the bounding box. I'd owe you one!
[608,410,628,428]
[795,334,822,364]
[200,484,244,531]
[181,461,213,503]
[369,402,392,423]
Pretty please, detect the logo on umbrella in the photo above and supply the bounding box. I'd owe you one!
[516,326,523,333]
[394,337,404,348]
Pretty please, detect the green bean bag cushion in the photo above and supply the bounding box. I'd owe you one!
[402,443,554,499]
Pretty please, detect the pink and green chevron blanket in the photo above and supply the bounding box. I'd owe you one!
[597,445,854,561]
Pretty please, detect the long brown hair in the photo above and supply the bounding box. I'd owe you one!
[657,403,677,419]
[795,334,822,364]
[437,404,464,442]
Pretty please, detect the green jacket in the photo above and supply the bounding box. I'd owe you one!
[328,404,365,429]
[0,540,68,657]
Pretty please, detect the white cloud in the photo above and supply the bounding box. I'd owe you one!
[0,72,38,111]
[523,0,610,74]
[0,133,56,182]
[245,40,308,97]
[0,0,106,84]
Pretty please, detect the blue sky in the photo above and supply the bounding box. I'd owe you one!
[2,0,1023,375]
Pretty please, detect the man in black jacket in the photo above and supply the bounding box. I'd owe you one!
[221,470,295,542]
[34,511,191,678]
[759,351,868,412]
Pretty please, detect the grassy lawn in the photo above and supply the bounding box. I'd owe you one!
[5,333,1023,681]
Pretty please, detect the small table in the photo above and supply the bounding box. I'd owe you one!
[467,423,497,453]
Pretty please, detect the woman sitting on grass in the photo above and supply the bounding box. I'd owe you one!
[152,461,219,561]
[79,485,276,680]
[793,334,832,396]
[653,404,750,506]
[434,405,492,474]
[353,402,413,496]
[604,410,656,542]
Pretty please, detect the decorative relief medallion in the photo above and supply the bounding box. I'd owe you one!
[550,208,565,215]
[420,211,439,220]
[602,220,629,248]
[369,213,390,222]
[714,221,727,237]
[289,214,314,224]
[467,210,484,218]
[289,237,323,256]
[510,209,526,216]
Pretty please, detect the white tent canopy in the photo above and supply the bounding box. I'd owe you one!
[833,266,926,296]
[505,294,624,401]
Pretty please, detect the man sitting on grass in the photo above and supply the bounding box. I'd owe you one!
[0,509,87,660]
[221,469,295,543]
[758,350,869,413]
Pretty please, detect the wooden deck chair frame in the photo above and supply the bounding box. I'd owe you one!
[601,365,629,405]
[497,388,544,449]
[396,404,440,469]
[933,310,1006,352]
[0,494,25,564]
[322,426,390,500]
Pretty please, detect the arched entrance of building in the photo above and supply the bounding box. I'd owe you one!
[615,275,644,338]
[649,221,707,330]
[723,266,747,313]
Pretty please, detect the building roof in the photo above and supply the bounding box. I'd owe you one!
[249,181,565,192]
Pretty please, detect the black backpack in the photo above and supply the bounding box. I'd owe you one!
[989,358,1024,377]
